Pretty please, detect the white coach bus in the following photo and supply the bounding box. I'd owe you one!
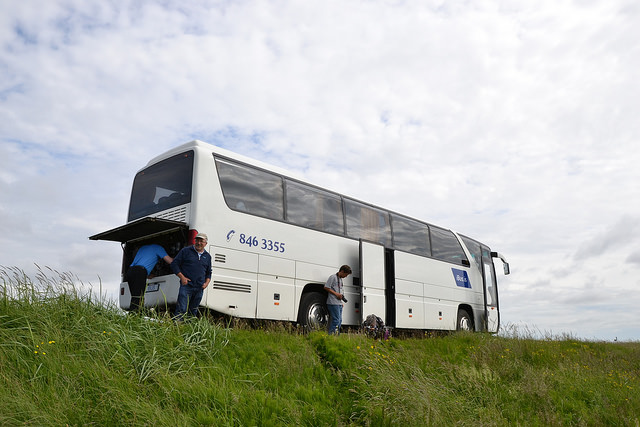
[90,140,510,332]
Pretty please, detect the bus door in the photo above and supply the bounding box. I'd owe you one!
[481,246,500,332]
[359,240,386,324]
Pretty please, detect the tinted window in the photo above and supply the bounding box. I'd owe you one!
[460,236,482,274]
[345,200,391,246]
[430,226,468,265]
[128,151,194,222]
[216,159,284,220]
[391,215,430,256]
[286,181,344,234]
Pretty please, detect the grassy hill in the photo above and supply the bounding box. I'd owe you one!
[1,267,638,426]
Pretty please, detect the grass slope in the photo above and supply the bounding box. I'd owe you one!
[1,267,638,426]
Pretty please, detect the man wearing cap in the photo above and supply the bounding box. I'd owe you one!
[171,233,212,320]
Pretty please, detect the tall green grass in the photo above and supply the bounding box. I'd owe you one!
[1,267,638,426]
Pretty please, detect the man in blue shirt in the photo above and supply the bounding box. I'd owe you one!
[125,244,173,311]
[171,233,212,320]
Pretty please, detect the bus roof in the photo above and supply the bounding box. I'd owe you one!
[145,140,304,182]
[142,140,489,249]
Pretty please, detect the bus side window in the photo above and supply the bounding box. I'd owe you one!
[390,214,430,257]
[216,159,284,220]
[460,236,482,275]
[345,200,391,246]
[285,180,344,235]
[430,226,469,266]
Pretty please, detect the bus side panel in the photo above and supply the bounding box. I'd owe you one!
[143,274,181,308]
[422,265,470,330]
[256,274,295,320]
[395,251,477,331]
[424,298,457,330]
[256,255,296,321]
[294,261,335,284]
[206,269,257,317]
[206,245,258,317]
[395,279,424,328]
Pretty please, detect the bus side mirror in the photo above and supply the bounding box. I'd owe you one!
[491,252,510,275]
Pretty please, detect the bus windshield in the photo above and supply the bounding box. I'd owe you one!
[127,151,194,222]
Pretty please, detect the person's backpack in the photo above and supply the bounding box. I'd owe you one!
[362,314,386,338]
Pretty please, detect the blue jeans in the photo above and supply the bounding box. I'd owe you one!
[174,284,204,320]
[327,304,342,335]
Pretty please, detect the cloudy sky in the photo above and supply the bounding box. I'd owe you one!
[2,1,638,341]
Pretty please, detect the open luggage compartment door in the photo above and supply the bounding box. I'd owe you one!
[359,239,386,325]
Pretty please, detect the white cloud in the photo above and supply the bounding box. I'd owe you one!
[1,0,639,341]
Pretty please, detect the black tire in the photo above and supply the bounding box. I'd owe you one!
[457,309,473,331]
[297,292,328,329]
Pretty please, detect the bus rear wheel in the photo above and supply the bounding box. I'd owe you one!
[298,292,328,330]
[457,309,473,331]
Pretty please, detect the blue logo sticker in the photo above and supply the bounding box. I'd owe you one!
[452,268,471,288]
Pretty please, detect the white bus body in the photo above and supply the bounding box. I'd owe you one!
[90,140,509,332]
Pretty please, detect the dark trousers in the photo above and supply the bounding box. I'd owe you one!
[174,284,204,320]
[125,265,147,311]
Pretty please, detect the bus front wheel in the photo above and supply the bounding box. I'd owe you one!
[457,309,473,331]
[298,292,328,330]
